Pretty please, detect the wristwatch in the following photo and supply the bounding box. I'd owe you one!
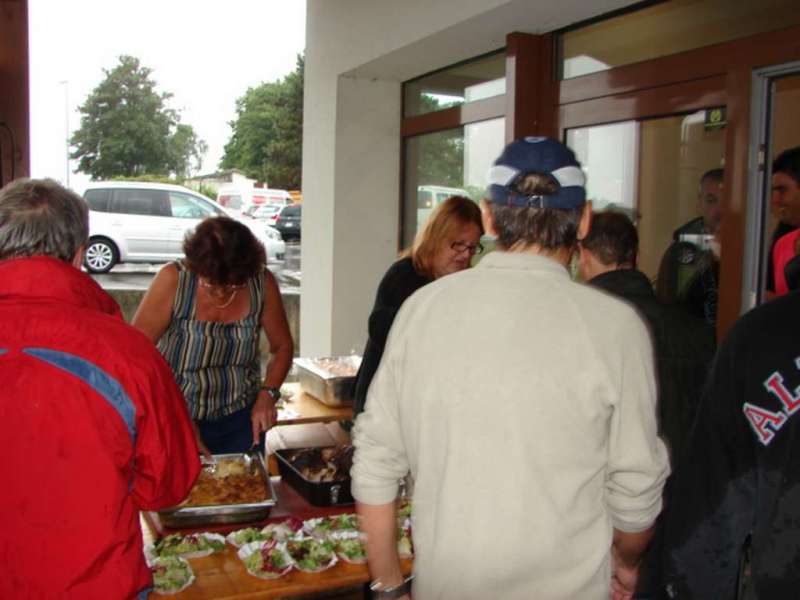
[259,386,281,402]
[369,575,413,599]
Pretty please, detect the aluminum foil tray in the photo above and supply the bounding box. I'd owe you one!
[157,453,276,528]
[294,356,361,407]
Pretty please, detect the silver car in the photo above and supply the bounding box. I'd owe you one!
[82,181,285,273]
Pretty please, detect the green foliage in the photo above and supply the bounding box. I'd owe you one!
[196,183,218,201]
[221,54,304,189]
[463,184,486,202]
[71,55,206,180]
[109,174,179,184]
[417,128,464,188]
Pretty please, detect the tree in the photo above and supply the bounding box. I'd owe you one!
[414,94,464,188]
[71,55,206,180]
[221,54,304,189]
[417,128,464,188]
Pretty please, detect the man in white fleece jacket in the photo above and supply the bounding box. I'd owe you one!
[352,137,669,600]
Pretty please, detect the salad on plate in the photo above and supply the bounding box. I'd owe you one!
[330,530,367,564]
[286,537,338,572]
[150,532,226,559]
[226,527,271,548]
[150,556,195,595]
[303,513,359,538]
[263,516,304,541]
[238,540,294,579]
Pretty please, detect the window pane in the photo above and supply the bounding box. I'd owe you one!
[568,109,725,326]
[404,52,506,117]
[84,189,110,212]
[567,122,638,218]
[560,0,800,79]
[402,117,505,246]
[169,192,217,219]
[112,189,170,216]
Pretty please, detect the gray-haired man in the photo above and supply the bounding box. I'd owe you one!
[0,178,200,598]
[352,138,669,600]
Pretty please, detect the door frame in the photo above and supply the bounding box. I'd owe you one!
[742,60,800,310]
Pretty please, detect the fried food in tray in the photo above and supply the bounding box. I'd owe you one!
[181,456,270,507]
[283,445,354,483]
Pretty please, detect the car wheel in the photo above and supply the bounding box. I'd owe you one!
[84,237,119,273]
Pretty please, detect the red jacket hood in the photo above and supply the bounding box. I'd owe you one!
[0,256,122,319]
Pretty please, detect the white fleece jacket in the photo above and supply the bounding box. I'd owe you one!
[352,251,670,600]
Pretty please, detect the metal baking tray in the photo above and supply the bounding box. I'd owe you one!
[158,453,276,528]
[294,356,361,407]
[275,448,354,507]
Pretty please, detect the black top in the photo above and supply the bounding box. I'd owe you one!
[352,257,433,416]
[662,291,800,599]
[656,241,719,326]
[589,269,715,460]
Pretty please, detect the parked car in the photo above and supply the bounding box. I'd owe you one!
[217,187,294,213]
[244,203,282,227]
[82,181,285,273]
[274,204,302,241]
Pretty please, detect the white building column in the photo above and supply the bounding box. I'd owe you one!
[301,72,401,356]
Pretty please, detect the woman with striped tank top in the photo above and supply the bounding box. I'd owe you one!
[132,216,293,455]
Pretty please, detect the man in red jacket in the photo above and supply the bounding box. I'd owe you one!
[0,178,201,599]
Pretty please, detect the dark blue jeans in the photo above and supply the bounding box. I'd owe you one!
[198,405,256,454]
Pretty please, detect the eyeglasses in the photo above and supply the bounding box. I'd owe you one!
[199,279,248,291]
[450,241,484,255]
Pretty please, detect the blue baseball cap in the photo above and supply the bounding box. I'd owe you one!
[486,137,586,209]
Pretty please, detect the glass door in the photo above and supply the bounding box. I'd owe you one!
[567,108,726,327]
[743,63,800,307]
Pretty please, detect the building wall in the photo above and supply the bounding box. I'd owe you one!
[301,0,635,356]
[0,0,30,186]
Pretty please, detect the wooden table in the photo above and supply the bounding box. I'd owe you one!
[142,478,412,599]
[277,383,353,426]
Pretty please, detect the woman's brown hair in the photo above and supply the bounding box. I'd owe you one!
[405,196,484,279]
[183,216,266,285]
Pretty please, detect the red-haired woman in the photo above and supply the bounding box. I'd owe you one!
[133,216,293,455]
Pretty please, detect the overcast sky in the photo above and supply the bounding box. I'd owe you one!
[28,0,306,193]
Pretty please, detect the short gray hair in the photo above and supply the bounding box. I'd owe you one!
[0,178,89,262]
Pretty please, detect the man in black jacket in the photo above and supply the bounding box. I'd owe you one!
[655,169,723,326]
[661,289,800,598]
[578,210,716,462]
[578,211,716,598]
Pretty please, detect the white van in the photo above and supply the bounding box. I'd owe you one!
[217,187,293,213]
[82,181,286,273]
[417,185,469,226]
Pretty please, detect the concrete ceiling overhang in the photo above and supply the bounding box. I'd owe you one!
[341,0,640,82]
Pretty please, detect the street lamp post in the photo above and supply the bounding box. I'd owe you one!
[58,80,70,187]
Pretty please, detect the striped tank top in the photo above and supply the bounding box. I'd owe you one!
[158,262,263,421]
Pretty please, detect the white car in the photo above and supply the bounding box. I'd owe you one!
[82,181,285,273]
[243,203,282,227]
